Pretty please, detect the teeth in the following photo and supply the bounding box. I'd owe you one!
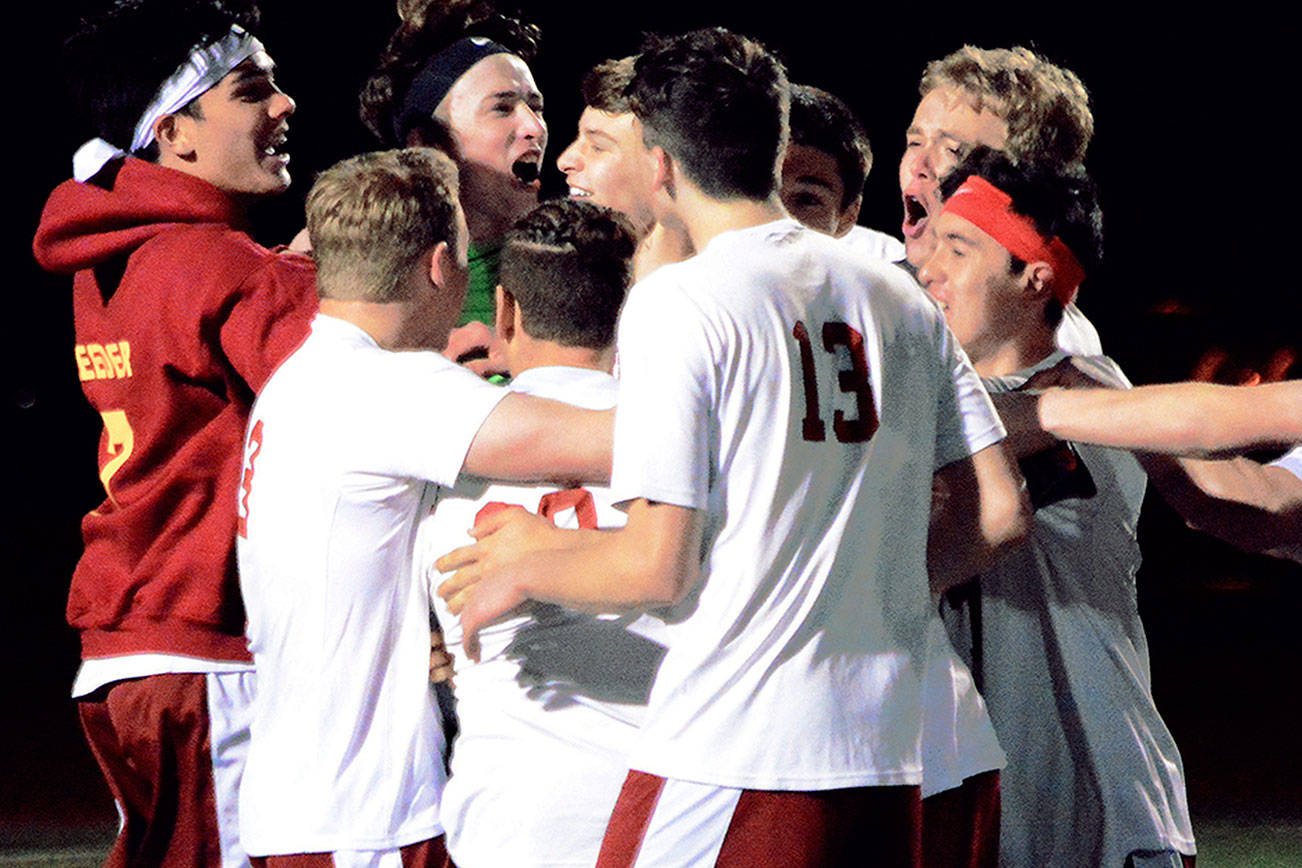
[568,187,590,198]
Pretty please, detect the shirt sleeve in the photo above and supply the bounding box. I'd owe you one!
[610,274,716,510]
[348,349,509,488]
[932,316,1005,470]
[1270,443,1302,481]
[219,249,319,393]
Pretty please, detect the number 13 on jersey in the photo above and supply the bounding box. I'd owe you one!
[792,320,879,443]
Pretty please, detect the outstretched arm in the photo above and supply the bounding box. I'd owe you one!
[1037,380,1302,458]
[462,393,613,485]
[1140,453,1302,558]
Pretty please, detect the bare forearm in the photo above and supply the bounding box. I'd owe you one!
[438,500,702,624]
[463,394,613,483]
[1039,382,1302,457]
[1142,453,1302,554]
[513,527,695,613]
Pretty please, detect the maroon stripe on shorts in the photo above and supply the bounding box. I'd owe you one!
[595,770,667,868]
[715,785,923,868]
[251,836,449,868]
[251,854,332,868]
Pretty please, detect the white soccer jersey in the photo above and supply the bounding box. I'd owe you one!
[1055,303,1103,356]
[840,226,1006,799]
[612,218,1005,790]
[235,314,506,856]
[948,349,1195,866]
[841,224,906,262]
[417,366,667,868]
[918,616,1004,798]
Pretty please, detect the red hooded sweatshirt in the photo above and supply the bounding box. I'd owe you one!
[33,158,317,662]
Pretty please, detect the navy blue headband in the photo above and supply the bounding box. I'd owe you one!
[393,36,513,143]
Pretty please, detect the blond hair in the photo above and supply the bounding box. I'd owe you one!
[920,45,1092,169]
[307,147,461,302]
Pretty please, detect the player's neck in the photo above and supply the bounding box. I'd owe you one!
[319,297,442,352]
[509,340,614,377]
[633,222,694,282]
[972,328,1056,379]
[673,183,786,251]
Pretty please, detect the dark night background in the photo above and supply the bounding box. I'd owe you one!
[5,0,1301,858]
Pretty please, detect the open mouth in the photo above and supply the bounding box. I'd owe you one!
[262,130,289,163]
[511,158,540,185]
[901,194,928,237]
[567,186,591,199]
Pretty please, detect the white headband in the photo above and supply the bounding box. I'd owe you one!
[72,24,265,182]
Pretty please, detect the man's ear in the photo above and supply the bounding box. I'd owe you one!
[428,241,455,290]
[1024,261,1056,300]
[494,285,516,343]
[650,146,676,200]
[153,113,197,162]
[835,194,863,238]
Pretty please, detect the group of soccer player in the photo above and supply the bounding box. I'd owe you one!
[34,1,1302,867]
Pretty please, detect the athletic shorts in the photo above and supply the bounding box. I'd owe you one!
[78,670,255,868]
[920,770,1000,868]
[249,836,449,868]
[595,770,922,868]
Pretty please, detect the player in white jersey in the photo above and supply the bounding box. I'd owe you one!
[899,45,1102,356]
[234,148,614,868]
[1002,374,1302,561]
[779,79,1005,867]
[918,148,1196,867]
[417,197,669,867]
[437,29,1029,867]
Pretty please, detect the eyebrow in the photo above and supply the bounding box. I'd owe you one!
[582,128,619,146]
[481,88,543,103]
[231,62,275,83]
[905,124,966,146]
[792,174,836,192]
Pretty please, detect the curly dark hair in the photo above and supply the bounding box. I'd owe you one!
[63,0,262,156]
[359,0,540,148]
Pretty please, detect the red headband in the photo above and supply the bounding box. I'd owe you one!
[941,175,1086,305]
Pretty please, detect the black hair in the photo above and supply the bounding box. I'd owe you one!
[499,199,636,350]
[581,56,635,115]
[359,0,540,148]
[939,146,1102,326]
[627,27,788,201]
[63,0,262,159]
[788,84,872,210]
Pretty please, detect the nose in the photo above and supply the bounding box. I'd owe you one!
[917,255,939,289]
[270,89,295,120]
[903,145,935,181]
[518,104,545,141]
[556,138,581,174]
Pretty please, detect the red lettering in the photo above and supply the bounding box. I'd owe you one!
[792,319,878,444]
[237,420,264,538]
